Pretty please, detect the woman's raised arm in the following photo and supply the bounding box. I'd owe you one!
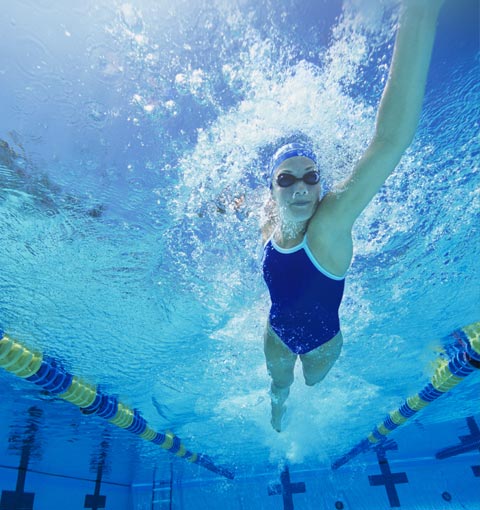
[327,0,444,229]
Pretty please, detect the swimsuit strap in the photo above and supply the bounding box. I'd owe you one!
[269,229,306,253]
[303,234,345,280]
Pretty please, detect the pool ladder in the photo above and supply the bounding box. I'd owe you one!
[151,465,173,510]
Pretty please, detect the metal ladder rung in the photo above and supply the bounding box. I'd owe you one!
[152,465,172,509]
[154,481,171,489]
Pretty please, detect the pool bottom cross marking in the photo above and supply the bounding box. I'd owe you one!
[0,407,41,510]
[268,465,306,510]
[368,442,408,508]
[84,440,108,510]
[435,415,480,477]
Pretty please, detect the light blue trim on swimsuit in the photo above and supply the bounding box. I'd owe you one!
[270,235,346,281]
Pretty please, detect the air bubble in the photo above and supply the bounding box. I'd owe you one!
[120,4,144,34]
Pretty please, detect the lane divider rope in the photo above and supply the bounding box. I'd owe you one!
[332,321,480,470]
[0,331,234,480]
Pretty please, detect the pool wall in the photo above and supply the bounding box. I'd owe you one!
[1,416,478,509]
[131,420,480,510]
[0,465,131,510]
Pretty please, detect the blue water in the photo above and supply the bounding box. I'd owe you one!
[0,0,479,509]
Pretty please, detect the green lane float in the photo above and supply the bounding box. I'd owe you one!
[0,331,234,480]
[332,322,480,470]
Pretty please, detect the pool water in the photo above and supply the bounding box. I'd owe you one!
[0,0,479,509]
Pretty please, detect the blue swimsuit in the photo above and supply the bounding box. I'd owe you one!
[262,235,345,355]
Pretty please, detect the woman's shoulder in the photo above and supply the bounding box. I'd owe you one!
[307,197,353,275]
[310,190,352,233]
[308,194,353,249]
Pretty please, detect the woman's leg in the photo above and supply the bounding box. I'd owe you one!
[264,323,297,432]
[299,331,343,386]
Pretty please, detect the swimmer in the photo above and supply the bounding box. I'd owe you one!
[262,0,445,432]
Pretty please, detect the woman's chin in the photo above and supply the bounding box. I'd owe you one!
[286,209,313,223]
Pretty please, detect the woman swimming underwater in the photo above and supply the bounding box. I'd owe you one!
[262,0,445,432]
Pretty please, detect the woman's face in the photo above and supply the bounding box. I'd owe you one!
[271,156,321,223]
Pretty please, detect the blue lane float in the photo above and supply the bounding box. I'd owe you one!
[0,330,234,480]
[332,321,480,470]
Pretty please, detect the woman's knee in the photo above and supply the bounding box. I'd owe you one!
[264,323,296,388]
[300,339,342,386]
[267,362,295,388]
[303,368,329,387]
[302,354,339,385]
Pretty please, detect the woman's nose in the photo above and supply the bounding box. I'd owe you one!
[292,182,308,197]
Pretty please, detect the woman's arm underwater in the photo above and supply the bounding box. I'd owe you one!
[318,0,445,231]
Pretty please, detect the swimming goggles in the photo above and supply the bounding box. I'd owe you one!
[276,170,320,188]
